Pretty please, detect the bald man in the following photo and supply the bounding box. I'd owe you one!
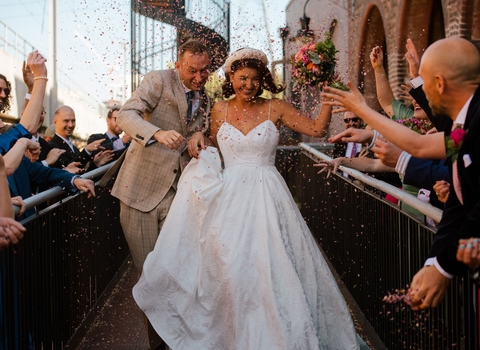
[322,37,480,309]
[48,105,106,173]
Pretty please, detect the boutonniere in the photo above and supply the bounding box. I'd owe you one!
[446,126,467,162]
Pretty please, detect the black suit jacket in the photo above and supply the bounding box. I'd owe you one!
[431,86,480,276]
[403,157,450,210]
[409,86,453,132]
[38,136,50,162]
[48,134,92,169]
[87,133,128,162]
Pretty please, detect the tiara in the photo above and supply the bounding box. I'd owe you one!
[224,48,268,73]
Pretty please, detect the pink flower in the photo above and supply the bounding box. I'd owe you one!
[295,51,304,62]
[450,128,465,147]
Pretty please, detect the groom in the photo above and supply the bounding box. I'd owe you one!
[112,39,212,350]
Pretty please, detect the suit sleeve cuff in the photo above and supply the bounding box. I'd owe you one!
[395,151,412,177]
[433,257,454,279]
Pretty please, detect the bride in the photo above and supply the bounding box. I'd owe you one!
[133,48,361,349]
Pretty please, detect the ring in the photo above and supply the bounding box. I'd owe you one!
[435,192,439,195]
[374,153,379,157]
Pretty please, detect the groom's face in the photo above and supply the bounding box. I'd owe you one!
[176,50,210,91]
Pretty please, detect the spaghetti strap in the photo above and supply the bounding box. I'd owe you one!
[268,99,272,121]
[224,100,229,123]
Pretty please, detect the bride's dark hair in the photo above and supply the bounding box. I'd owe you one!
[222,59,285,98]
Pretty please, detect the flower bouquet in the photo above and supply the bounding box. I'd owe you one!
[291,34,338,88]
[395,117,433,135]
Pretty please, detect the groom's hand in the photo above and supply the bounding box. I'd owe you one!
[154,130,185,150]
[408,265,451,310]
[187,132,207,158]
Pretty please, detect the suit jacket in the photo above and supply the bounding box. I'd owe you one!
[48,134,92,169]
[403,157,450,210]
[431,86,480,276]
[0,124,31,155]
[409,86,452,132]
[38,136,51,162]
[8,156,75,220]
[111,69,211,212]
[87,133,128,161]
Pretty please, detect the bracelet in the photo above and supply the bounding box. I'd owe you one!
[34,76,48,81]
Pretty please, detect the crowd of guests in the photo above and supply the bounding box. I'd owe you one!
[0,51,130,250]
[319,36,480,310]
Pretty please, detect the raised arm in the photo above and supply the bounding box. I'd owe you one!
[19,51,48,134]
[322,83,446,159]
[370,46,394,117]
[277,98,334,138]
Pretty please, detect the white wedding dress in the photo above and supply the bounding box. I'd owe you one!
[133,115,361,349]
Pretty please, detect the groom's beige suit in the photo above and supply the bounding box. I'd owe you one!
[112,68,210,271]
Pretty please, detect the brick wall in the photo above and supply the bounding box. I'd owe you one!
[285,0,478,112]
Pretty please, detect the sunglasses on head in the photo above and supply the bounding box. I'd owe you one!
[0,87,10,96]
[344,117,360,123]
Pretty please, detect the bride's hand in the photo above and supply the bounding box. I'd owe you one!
[188,132,207,158]
[313,158,342,178]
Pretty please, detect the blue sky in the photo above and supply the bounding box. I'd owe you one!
[1,0,289,102]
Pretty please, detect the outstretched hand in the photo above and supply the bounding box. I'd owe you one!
[22,61,34,93]
[328,128,374,144]
[371,137,402,168]
[369,46,384,70]
[405,38,420,79]
[74,178,96,198]
[313,158,343,178]
[26,50,48,79]
[321,82,367,116]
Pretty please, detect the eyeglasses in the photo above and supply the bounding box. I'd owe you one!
[0,87,10,96]
[344,117,360,123]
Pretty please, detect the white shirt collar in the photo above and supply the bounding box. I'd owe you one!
[454,94,474,126]
[56,133,72,144]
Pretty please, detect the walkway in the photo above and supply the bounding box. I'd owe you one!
[72,255,383,349]
[75,261,148,349]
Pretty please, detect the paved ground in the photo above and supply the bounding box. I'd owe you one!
[76,262,149,350]
[75,258,383,349]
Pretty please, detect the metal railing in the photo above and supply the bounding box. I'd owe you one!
[1,144,477,349]
[277,144,476,349]
[1,161,129,349]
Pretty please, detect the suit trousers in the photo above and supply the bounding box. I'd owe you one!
[120,188,176,350]
[119,187,176,271]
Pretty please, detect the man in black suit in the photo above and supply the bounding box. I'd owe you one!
[321,37,480,309]
[87,107,130,168]
[48,105,106,173]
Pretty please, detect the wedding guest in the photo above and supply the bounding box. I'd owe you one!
[332,112,363,159]
[48,105,109,174]
[0,51,49,154]
[87,107,129,169]
[321,37,480,310]
[21,61,65,167]
[0,154,25,251]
